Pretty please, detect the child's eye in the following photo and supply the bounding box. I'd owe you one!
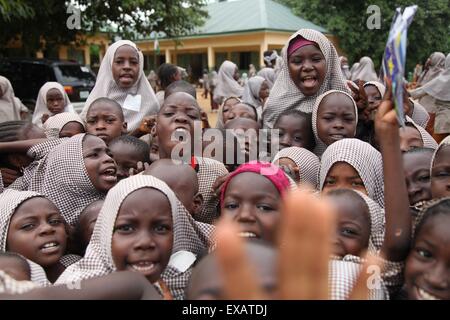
[351,180,365,187]
[435,171,450,178]
[257,204,275,212]
[188,113,199,120]
[163,112,175,117]
[224,203,239,210]
[416,248,433,259]
[341,228,358,236]
[321,116,333,121]
[114,224,135,233]
[290,58,302,64]
[86,119,96,124]
[344,117,355,122]
[294,135,303,142]
[154,224,171,234]
[49,219,63,226]
[20,223,35,231]
[324,178,336,185]
[417,175,430,182]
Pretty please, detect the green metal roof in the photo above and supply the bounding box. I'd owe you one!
[135,0,328,41]
[198,0,328,35]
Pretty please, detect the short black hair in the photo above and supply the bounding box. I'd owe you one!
[157,63,179,89]
[88,97,124,121]
[165,80,197,99]
[0,252,31,277]
[274,110,315,150]
[109,135,150,163]
[0,120,29,142]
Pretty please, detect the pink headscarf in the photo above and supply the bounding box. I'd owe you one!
[288,36,318,57]
[220,161,290,207]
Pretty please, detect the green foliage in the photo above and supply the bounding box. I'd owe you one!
[0,0,208,57]
[276,0,450,72]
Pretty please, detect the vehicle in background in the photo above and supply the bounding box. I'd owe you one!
[0,58,96,113]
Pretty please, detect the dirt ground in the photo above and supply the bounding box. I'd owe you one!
[196,87,218,127]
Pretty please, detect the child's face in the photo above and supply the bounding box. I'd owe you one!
[364,85,382,116]
[274,115,313,150]
[259,81,270,101]
[431,146,450,198]
[222,98,240,122]
[6,197,67,268]
[222,172,281,244]
[46,88,65,114]
[79,200,103,248]
[82,135,117,193]
[149,137,160,163]
[317,93,356,146]
[156,92,201,158]
[323,162,367,195]
[399,126,423,152]
[403,152,433,205]
[405,213,450,300]
[112,45,140,89]
[274,157,300,183]
[328,193,370,257]
[0,257,30,281]
[59,121,85,138]
[224,103,256,124]
[109,141,145,181]
[233,67,240,81]
[111,188,173,283]
[288,44,326,96]
[86,103,127,145]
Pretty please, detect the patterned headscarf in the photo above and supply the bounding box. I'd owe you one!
[23,134,105,226]
[311,90,358,157]
[430,135,450,176]
[419,53,450,101]
[319,138,385,208]
[410,100,430,128]
[263,29,349,128]
[219,161,290,206]
[56,175,212,300]
[272,147,320,188]
[43,112,85,139]
[213,60,244,105]
[215,96,242,130]
[0,76,21,123]
[32,82,75,128]
[80,40,159,132]
[257,68,276,89]
[405,116,438,150]
[242,76,265,109]
[350,56,378,82]
[417,52,446,86]
[364,81,386,97]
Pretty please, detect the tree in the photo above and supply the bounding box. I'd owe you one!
[276,0,450,73]
[0,0,208,57]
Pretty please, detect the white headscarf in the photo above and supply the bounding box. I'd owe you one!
[417,52,446,86]
[257,68,276,89]
[339,56,351,80]
[0,76,21,123]
[431,135,450,176]
[319,138,385,208]
[351,56,378,82]
[56,175,212,300]
[32,82,74,127]
[364,81,386,97]
[263,29,349,128]
[272,147,320,188]
[213,60,244,104]
[311,90,358,157]
[242,75,265,110]
[419,53,450,101]
[405,116,438,150]
[43,112,85,139]
[80,40,159,132]
[214,96,242,130]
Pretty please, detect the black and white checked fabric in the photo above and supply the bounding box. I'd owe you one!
[272,146,320,189]
[319,138,385,208]
[430,135,450,175]
[196,157,229,224]
[213,60,244,105]
[311,90,358,157]
[215,96,242,129]
[0,270,39,294]
[80,40,159,132]
[17,134,104,226]
[411,100,430,128]
[263,29,350,129]
[43,112,85,139]
[56,175,213,300]
[363,81,386,97]
[405,116,438,149]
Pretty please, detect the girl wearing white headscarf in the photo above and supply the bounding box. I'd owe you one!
[411,53,450,139]
[257,67,276,88]
[263,29,349,128]
[56,175,213,300]
[241,75,267,119]
[351,56,378,82]
[319,138,385,208]
[0,76,21,123]
[32,82,75,128]
[416,52,445,87]
[339,56,351,80]
[43,112,85,139]
[80,40,159,133]
[213,60,243,105]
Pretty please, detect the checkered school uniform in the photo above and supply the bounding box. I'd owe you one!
[56,175,213,300]
[43,112,85,139]
[319,138,385,208]
[405,116,438,149]
[0,270,38,294]
[263,29,350,128]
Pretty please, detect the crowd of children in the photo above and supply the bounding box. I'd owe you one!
[0,27,449,300]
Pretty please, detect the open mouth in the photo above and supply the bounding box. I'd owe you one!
[128,261,156,275]
[301,75,318,88]
[238,231,258,238]
[100,167,117,183]
[329,134,345,141]
[173,127,190,141]
[39,241,60,254]
[415,286,441,300]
